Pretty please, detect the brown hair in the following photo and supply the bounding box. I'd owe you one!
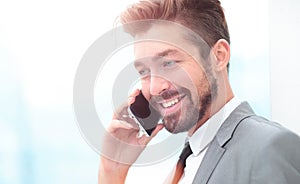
[120,0,230,48]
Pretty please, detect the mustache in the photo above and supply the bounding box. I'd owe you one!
[150,88,189,102]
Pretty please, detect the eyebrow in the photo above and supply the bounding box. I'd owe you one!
[134,49,180,67]
[156,49,179,57]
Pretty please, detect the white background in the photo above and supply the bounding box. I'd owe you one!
[0,0,299,183]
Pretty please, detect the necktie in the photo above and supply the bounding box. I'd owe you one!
[172,142,193,184]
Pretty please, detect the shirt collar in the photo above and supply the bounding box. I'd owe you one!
[188,97,241,156]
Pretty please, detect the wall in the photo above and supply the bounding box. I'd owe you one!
[270,0,300,135]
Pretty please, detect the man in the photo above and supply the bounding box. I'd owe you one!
[98,0,300,183]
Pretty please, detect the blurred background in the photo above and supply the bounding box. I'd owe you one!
[0,0,299,183]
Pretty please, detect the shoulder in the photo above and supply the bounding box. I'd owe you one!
[237,114,296,138]
[235,114,300,151]
[237,115,300,183]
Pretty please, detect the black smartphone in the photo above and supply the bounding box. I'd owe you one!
[128,92,161,137]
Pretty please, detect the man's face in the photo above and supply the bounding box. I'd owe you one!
[133,25,217,134]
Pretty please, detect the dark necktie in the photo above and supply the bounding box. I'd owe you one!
[172,142,193,184]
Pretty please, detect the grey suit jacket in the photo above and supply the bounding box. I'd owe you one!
[192,102,300,184]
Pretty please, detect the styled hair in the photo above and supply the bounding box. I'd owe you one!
[120,0,230,48]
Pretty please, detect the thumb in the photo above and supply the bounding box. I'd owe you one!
[150,124,164,138]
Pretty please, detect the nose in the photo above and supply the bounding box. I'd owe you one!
[149,74,170,96]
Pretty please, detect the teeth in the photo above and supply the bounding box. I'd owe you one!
[162,98,180,108]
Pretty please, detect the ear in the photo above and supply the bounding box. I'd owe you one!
[211,39,230,72]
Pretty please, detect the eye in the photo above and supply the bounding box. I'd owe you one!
[138,68,150,77]
[163,60,176,67]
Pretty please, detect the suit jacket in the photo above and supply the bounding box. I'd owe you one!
[192,102,300,184]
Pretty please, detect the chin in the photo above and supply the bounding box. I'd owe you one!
[162,118,190,134]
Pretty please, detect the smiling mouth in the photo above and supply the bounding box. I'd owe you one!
[159,95,185,109]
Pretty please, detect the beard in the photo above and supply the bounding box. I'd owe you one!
[162,89,212,133]
[151,76,217,134]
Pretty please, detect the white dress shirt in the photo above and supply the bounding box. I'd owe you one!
[178,97,241,184]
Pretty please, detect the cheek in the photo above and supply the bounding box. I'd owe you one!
[140,80,151,99]
[186,69,208,101]
[179,68,201,90]
[164,67,195,87]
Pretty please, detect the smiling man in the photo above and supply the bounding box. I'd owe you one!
[98,0,300,184]
[133,30,221,135]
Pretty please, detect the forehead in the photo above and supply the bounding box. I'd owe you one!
[134,41,187,60]
[133,24,200,61]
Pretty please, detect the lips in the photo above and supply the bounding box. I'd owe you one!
[161,96,180,108]
[157,94,186,113]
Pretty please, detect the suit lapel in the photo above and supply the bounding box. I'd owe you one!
[192,141,225,184]
[192,102,255,184]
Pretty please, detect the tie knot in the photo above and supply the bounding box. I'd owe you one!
[178,142,192,168]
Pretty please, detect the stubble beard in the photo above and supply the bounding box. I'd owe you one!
[162,87,213,134]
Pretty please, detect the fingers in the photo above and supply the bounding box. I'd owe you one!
[137,124,164,145]
[109,88,165,141]
[150,124,164,138]
[108,119,133,130]
[127,89,140,105]
[112,89,140,120]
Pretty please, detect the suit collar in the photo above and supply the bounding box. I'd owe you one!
[188,97,241,156]
[216,102,255,146]
[192,102,255,184]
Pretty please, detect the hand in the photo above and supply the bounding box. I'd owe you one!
[98,89,163,184]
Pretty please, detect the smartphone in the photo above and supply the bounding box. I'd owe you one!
[128,92,161,137]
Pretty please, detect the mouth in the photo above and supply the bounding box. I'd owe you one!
[157,94,186,114]
[161,98,179,108]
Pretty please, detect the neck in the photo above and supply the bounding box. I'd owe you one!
[188,85,234,136]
